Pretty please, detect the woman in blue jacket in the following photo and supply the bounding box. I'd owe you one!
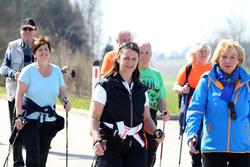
[186,39,250,167]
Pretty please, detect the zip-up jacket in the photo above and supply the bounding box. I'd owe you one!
[98,73,147,151]
[186,65,250,153]
[0,39,32,101]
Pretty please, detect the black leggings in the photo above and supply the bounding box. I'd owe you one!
[20,119,56,167]
[202,153,250,167]
[98,143,147,167]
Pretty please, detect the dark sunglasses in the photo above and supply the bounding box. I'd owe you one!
[22,27,34,31]
[118,42,140,55]
[227,102,237,120]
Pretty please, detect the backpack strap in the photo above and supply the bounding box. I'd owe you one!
[185,64,192,84]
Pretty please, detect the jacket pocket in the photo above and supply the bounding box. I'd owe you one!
[246,124,250,142]
[203,122,212,142]
[6,78,17,101]
[12,58,22,71]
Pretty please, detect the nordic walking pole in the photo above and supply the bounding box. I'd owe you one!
[3,130,19,167]
[159,122,165,167]
[3,119,26,167]
[63,97,69,167]
[159,108,168,167]
[178,84,189,167]
[5,104,17,167]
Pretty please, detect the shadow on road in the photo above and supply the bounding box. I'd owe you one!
[49,151,93,160]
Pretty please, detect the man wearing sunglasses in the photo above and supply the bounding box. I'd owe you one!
[0,17,36,167]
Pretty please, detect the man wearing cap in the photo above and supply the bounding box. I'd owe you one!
[0,17,36,167]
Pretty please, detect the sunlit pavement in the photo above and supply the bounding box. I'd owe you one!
[0,98,191,167]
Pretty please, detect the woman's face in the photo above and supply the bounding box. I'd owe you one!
[218,48,239,77]
[117,48,138,75]
[34,44,50,62]
[194,46,209,65]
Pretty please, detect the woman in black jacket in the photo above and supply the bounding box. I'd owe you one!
[90,42,164,167]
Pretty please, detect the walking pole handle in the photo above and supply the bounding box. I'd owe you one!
[62,97,69,108]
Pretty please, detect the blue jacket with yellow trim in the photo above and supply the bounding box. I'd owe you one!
[186,65,250,153]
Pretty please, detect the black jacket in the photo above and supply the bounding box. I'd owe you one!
[98,73,147,150]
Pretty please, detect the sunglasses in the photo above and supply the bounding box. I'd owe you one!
[227,102,237,120]
[118,42,140,55]
[22,27,34,31]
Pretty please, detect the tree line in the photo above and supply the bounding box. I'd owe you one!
[0,0,103,96]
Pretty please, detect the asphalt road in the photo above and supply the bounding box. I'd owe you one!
[0,98,191,167]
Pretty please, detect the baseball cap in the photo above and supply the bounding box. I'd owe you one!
[21,18,36,29]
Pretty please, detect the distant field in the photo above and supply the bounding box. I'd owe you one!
[151,58,186,75]
[0,58,185,114]
[152,58,187,114]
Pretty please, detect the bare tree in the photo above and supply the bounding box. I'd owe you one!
[79,0,103,59]
[205,8,250,70]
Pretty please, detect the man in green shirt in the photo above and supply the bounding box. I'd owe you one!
[138,41,171,167]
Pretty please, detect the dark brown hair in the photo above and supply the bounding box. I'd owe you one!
[32,35,51,55]
[103,42,141,80]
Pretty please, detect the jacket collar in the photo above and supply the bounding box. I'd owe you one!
[208,65,250,89]
[110,72,140,84]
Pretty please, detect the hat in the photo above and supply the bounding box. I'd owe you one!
[21,18,36,29]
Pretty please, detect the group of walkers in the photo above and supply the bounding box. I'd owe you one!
[91,30,250,167]
[0,18,249,167]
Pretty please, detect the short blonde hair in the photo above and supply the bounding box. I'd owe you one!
[186,43,211,63]
[211,39,245,66]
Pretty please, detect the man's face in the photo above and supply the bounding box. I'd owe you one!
[20,27,36,43]
[117,33,132,47]
[139,43,152,67]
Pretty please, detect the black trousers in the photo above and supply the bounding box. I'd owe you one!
[98,142,147,167]
[202,153,250,167]
[145,109,158,167]
[20,119,56,167]
[8,99,24,167]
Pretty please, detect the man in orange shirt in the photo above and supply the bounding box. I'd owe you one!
[100,30,132,77]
